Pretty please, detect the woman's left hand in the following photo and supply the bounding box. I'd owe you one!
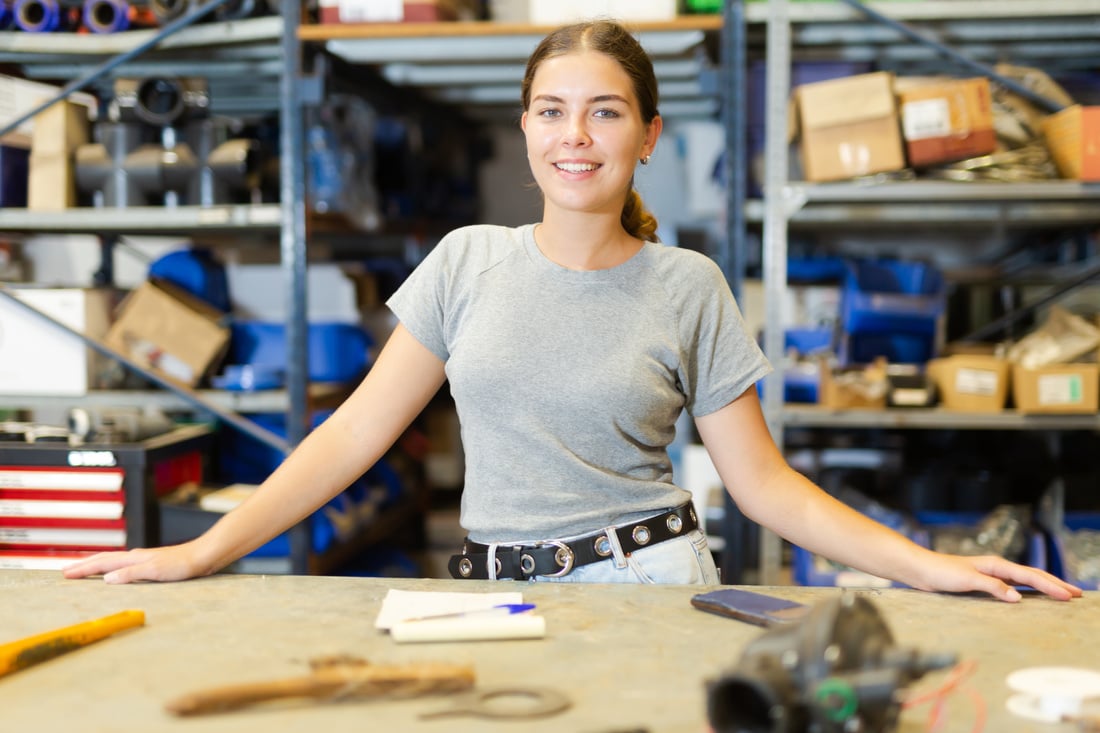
[915,552,1083,602]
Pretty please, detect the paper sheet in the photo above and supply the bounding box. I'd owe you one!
[374,589,524,630]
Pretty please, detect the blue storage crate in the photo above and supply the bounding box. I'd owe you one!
[1046,512,1100,590]
[841,259,945,336]
[792,546,908,588]
[225,320,373,385]
[914,510,1048,576]
[839,259,945,364]
[846,332,936,365]
[149,248,231,312]
[215,410,406,558]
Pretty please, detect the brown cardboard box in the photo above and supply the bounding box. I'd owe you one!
[795,72,906,182]
[818,358,888,410]
[897,77,996,168]
[28,100,89,210]
[1012,364,1099,415]
[926,354,1009,413]
[1041,105,1100,181]
[104,279,230,388]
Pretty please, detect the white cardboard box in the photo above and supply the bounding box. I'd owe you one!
[0,288,117,396]
[528,0,676,24]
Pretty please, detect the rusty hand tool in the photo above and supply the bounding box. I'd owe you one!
[165,657,475,716]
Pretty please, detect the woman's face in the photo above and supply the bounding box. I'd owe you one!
[522,50,661,220]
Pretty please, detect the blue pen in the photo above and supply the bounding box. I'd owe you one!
[404,603,536,623]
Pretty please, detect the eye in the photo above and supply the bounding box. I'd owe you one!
[536,107,561,118]
[594,108,621,119]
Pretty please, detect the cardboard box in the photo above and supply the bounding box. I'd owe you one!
[318,0,465,23]
[818,359,888,410]
[1041,105,1100,181]
[0,287,119,396]
[926,354,1009,413]
[0,74,95,148]
[795,72,906,182]
[897,77,996,168]
[1012,364,1099,415]
[28,100,89,211]
[104,279,230,388]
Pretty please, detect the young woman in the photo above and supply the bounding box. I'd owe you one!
[65,20,1079,602]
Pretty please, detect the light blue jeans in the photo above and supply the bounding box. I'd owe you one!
[526,529,720,585]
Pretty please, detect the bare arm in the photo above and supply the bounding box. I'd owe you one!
[64,324,447,583]
[694,388,1080,602]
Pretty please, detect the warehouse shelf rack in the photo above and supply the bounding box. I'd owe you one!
[0,6,326,571]
[755,0,1100,582]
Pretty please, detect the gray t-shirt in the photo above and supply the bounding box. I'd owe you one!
[386,223,771,542]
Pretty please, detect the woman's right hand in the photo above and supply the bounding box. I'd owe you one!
[62,541,215,584]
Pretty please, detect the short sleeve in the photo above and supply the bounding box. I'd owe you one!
[678,258,772,417]
[385,234,454,362]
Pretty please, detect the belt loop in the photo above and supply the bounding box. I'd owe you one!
[605,526,630,569]
[487,542,500,581]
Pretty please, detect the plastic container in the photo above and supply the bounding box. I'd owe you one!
[148,247,231,312]
[226,320,373,384]
[841,259,945,335]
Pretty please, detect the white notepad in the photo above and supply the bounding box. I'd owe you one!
[373,589,525,630]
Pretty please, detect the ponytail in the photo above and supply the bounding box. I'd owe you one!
[622,187,659,243]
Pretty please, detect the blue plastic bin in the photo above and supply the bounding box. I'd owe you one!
[841,259,945,336]
[148,248,231,312]
[226,320,373,385]
[1046,512,1100,590]
[215,410,405,557]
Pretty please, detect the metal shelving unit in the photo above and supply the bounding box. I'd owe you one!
[756,0,1100,582]
[0,11,317,572]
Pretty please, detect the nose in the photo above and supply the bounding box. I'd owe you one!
[563,115,590,147]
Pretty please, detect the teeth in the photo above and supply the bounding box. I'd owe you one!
[555,162,598,173]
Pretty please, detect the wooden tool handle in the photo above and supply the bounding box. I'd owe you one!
[165,663,476,716]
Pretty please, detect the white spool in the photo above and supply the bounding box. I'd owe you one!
[1005,666,1100,723]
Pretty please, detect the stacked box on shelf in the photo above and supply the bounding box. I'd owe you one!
[839,258,945,366]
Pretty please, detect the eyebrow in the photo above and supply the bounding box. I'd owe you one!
[533,93,632,105]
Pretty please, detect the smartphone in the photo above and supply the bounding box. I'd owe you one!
[690,588,810,627]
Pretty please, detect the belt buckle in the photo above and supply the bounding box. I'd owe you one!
[530,540,574,578]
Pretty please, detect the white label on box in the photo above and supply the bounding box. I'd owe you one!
[338,0,402,22]
[1037,374,1083,405]
[902,98,951,141]
[954,367,998,396]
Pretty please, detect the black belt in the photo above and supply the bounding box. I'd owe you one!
[448,503,699,580]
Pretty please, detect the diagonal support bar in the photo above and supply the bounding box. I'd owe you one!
[0,284,290,454]
[836,0,1067,113]
[0,0,235,142]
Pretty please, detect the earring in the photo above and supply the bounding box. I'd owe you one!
[640,155,651,165]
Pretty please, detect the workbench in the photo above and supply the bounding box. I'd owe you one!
[0,570,1092,732]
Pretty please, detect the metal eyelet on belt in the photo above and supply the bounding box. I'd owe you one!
[535,540,574,577]
[494,557,503,576]
[520,554,536,574]
[457,557,473,577]
[667,514,683,534]
[594,535,612,557]
[632,525,651,545]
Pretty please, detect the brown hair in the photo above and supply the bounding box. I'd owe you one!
[521,20,661,242]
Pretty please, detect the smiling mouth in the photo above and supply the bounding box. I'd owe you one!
[554,162,599,173]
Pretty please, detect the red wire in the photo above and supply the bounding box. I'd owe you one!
[901,660,985,733]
